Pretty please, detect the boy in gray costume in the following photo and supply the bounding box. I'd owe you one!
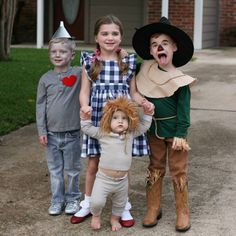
[36,22,82,216]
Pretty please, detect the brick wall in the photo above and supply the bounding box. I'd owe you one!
[219,0,236,46]
[12,0,37,44]
[147,0,194,39]
[12,0,236,47]
[148,0,162,22]
[168,0,194,39]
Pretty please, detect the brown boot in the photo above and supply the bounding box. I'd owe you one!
[142,170,163,227]
[173,181,191,232]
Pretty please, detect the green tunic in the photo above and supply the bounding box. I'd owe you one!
[146,85,190,138]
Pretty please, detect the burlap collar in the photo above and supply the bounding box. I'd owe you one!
[136,60,196,98]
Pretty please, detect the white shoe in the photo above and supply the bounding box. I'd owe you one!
[121,201,133,221]
[70,198,92,224]
[74,199,91,217]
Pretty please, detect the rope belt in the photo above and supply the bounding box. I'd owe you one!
[152,115,177,139]
[153,115,177,121]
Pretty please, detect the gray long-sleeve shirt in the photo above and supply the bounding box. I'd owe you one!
[36,66,81,136]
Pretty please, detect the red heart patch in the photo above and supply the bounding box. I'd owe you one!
[62,75,77,87]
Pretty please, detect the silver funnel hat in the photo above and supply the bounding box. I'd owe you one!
[51,21,72,39]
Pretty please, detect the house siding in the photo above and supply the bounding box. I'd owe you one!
[202,0,219,48]
[86,0,145,45]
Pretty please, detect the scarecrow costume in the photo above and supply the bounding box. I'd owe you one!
[132,17,196,232]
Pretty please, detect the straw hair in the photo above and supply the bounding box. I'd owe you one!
[100,97,140,133]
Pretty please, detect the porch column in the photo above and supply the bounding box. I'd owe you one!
[194,0,203,49]
[37,0,44,48]
[162,0,169,17]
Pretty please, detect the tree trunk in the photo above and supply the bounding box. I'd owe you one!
[0,0,17,61]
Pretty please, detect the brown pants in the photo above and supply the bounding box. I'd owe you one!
[147,135,188,189]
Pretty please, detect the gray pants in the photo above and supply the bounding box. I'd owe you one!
[91,170,128,216]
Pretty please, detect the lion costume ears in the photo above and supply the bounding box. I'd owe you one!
[100,96,140,133]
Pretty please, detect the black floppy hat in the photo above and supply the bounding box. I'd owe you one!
[132,17,194,67]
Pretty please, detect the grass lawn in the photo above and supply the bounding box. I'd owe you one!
[0,47,81,136]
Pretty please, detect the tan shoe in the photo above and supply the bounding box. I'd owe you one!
[173,181,191,232]
[142,170,163,227]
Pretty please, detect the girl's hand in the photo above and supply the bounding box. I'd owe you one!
[81,105,92,114]
[80,110,92,120]
[141,98,155,116]
[39,135,47,146]
[80,106,92,120]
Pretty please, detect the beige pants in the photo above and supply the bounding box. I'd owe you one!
[91,170,128,216]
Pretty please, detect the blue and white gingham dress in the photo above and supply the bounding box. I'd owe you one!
[80,51,149,157]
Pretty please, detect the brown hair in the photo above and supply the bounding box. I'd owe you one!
[89,15,129,81]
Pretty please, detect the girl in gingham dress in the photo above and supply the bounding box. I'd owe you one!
[81,51,148,157]
[70,15,154,228]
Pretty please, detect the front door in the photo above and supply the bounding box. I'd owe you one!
[54,0,84,41]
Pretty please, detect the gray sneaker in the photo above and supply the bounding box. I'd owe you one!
[48,203,64,216]
[65,200,80,215]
